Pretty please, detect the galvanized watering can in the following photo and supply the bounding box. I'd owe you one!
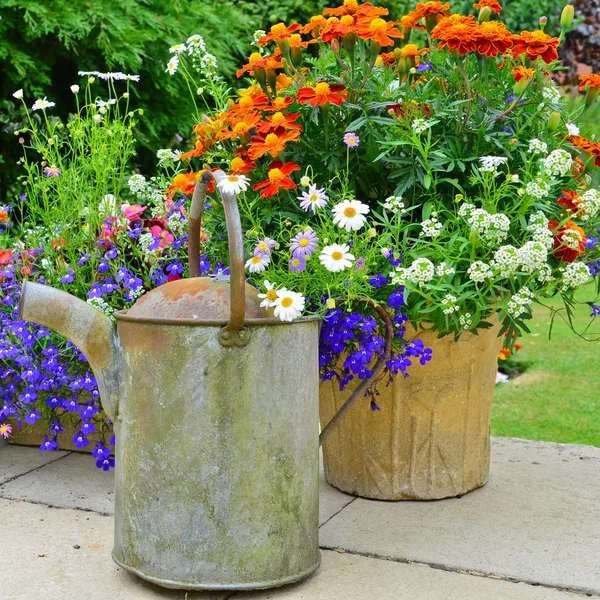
[18,170,322,590]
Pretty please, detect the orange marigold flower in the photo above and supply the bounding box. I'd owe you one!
[355,16,403,47]
[569,135,600,168]
[297,82,347,106]
[476,21,513,57]
[258,22,302,46]
[236,53,283,78]
[265,96,295,112]
[401,13,425,30]
[302,15,327,36]
[253,161,301,198]
[221,112,262,141]
[276,73,293,92]
[321,16,356,43]
[558,190,583,213]
[247,127,301,160]
[548,219,587,262]
[578,74,600,90]
[431,14,480,55]
[511,65,536,82]
[229,87,270,116]
[166,171,204,198]
[473,0,502,14]
[256,111,303,134]
[416,1,451,18]
[0,211,8,223]
[324,0,389,18]
[230,153,256,174]
[0,249,13,265]
[379,51,397,67]
[511,30,560,64]
[400,43,429,57]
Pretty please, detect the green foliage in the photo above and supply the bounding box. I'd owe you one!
[0,0,253,202]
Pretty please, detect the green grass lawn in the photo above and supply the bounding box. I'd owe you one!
[491,286,600,447]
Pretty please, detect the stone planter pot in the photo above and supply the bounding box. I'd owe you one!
[319,323,504,500]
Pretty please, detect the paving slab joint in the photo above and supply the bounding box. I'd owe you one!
[319,496,357,529]
[0,450,74,487]
[0,495,114,517]
[318,545,600,598]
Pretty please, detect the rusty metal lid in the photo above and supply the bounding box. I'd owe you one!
[125,277,267,321]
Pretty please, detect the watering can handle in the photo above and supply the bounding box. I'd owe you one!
[188,169,248,348]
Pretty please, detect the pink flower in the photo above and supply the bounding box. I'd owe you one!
[151,225,174,248]
[0,423,12,439]
[122,203,147,220]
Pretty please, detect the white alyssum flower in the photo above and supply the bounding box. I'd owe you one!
[245,253,270,273]
[199,53,218,77]
[32,97,55,111]
[492,245,520,277]
[169,43,187,55]
[273,289,305,322]
[320,244,355,272]
[517,241,548,274]
[383,195,405,214]
[479,156,508,174]
[458,203,475,217]
[332,199,370,231]
[560,262,591,291]
[87,297,115,317]
[566,123,580,136]
[70,85,80,94]
[537,264,554,283]
[524,176,554,199]
[541,85,561,106]
[13,89,23,100]
[217,174,250,196]
[465,208,509,243]
[526,211,554,248]
[258,280,279,308]
[528,139,548,155]
[412,118,431,134]
[421,217,442,238]
[252,30,266,46]
[579,189,600,221]
[557,225,586,251]
[298,184,328,213]
[436,262,455,276]
[543,149,573,177]
[166,55,179,75]
[508,287,534,318]
[128,174,147,197]
[156,148,178,165]
[459,312,473,330]
[441,294,459,315]
[467,261,493,283]
[392,258,436,287]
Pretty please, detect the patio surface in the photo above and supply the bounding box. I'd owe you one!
[1,436,599,599]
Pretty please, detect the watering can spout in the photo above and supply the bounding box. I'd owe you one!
[18,281,123,420]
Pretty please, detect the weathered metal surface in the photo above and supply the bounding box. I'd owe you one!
[18,281,123,421]
[114,319,321,589]
[126,277,265,321]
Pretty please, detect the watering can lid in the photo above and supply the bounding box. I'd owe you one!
[124,276,266,322]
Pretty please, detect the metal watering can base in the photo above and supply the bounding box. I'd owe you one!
[18,170,321,590]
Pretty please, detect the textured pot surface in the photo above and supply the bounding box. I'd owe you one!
[320,323,504,501]
[112,319,321,590]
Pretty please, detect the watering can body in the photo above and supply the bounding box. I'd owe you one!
[18,170,321,590]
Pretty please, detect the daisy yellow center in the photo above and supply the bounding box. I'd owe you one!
[227,175,241,182]
[268,168,285,184]
[369,18,387,34]
[234,122,250,135]
[347,136,356,144]
[343,207,357,217]
[258,242,269,250]
[267,289,277,301]
[249,52,263,63]
[271,23,288,37]
[281,297,293,307]
[299,238,309,247]
[291,259,301,266]
[271,112,287,126]
[331,251,343,260]
[251,256,263,264]
[309,194,319,202]
[315,82,331,97]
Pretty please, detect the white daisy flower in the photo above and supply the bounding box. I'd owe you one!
[12,89,23,100]
[166,55,179,75]
[31,97,56,111]
[319,243,355,272]
[332,199,370,231]
[257,280,280,308]
[70,85,80,94]
[217,174,250,196]
[566,123,580,136]
[245,253,270,273]
[298,184,328,213]
[125,74,140,82]
[169,43,187,55]
[273,290,305,322]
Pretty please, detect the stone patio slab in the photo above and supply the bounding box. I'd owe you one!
[0,451,114,514]
[236,550,587,600]
[0,498,231,600]
[319,437,600,595]
[0,442,70,485]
